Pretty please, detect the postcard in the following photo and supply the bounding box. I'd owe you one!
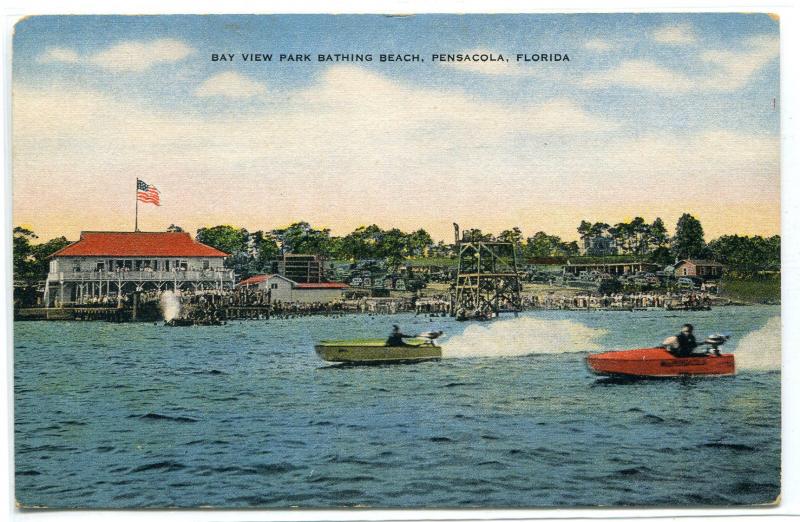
[11,13,780,509]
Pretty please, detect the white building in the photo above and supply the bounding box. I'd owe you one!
[580,236,617,256]
[237,274,348,303]
[44,231,234,307]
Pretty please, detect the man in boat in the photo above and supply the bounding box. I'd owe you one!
[667,323,700,356]
[386,324,413,347]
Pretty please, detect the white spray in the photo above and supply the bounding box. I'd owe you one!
[442,316,607,359]
[734,316,781,372]
[159,290,181,322]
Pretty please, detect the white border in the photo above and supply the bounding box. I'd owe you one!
[2,1,798,521]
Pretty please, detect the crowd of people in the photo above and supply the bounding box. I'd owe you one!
[56,283,726,324]
[524,290,716,311]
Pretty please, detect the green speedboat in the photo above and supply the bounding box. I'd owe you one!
[314,338,442,364]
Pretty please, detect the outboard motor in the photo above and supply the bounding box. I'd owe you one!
[417,331,444,345]
[704,334,729,355]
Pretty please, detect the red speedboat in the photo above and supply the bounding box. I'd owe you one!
[587,347,735,378]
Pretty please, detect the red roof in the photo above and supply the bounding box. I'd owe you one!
[51,232,228,258]
[295,282,349,289]
[237,274,348,289]
[238,274,276,286]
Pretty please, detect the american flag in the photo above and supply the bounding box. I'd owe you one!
[137,179,160,206]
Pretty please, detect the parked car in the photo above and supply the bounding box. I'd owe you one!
[676,277,696,289]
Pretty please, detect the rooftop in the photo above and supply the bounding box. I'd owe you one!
[238,274,278,286]
[51,231,228,258]
[238,274,347,289]
[676,259,724,267]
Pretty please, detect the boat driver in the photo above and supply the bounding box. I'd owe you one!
[672,323,699,357]
[387,325,412,347]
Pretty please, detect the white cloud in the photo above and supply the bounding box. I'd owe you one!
[700,35,779,91]
[12,66,777,240]
[195,71,267,98]
[89,38,194,72]
[581,34,778,94]
[653,24,697,45]
[583,39,616,52]
[580,59,695,94]
[36,47,80,64]
[293,66,613,138]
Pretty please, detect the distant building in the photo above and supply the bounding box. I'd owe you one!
[525,256,567,265]
[237,274,348,303]
[673,259,724,279]
[562,261,659,277]
[274,254,324,283]
[44,231,234,307]
[580,236,617,256]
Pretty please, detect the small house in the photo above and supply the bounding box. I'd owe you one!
[673,259,724,280]
[237,274,348,303]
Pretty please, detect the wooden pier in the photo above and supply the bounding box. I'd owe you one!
[15,307,131,322]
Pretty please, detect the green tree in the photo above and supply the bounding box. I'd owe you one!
[378,228,409,267]
[248,230,281,273]
[13,227,70,284]
[649,246,674,266]
[428,240,454,258]
[30,236,70,279]
[589,222,610,237]
[525,231,565,257]
[13,227,37,281]
[405,229,434,257]
[166,224,184,232]
[273,222,334,256]
[339,225,383,260]
[560,240,580,257]
[577,220,592,240]
[671,213,706,259]
[630,217,649,255]
[649,217,669,250]
[498,227,523,246]
[196,225,249,271]
[462,228,494,242]
[708,234,780,278]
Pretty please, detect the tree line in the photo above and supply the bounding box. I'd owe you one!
[13,227,70,284]
[577,213,780,277]
[12,213,781,284]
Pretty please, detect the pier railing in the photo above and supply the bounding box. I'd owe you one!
[48,269,236,283]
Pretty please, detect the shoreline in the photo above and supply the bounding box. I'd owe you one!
[14,298,767,324]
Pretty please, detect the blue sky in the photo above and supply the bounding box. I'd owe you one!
[12,14,780,241]
[14,14,780,134]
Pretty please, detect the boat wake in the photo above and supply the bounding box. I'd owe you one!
[734,316,781,373]
[441,316,606,359]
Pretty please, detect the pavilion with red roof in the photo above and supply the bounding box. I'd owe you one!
[44,231,234,307]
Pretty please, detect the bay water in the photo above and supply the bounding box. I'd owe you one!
[14,306,780,508]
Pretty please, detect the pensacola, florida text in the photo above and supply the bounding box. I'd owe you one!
[212,53,570,63]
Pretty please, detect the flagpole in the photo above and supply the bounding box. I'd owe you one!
[135,178,139,232]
